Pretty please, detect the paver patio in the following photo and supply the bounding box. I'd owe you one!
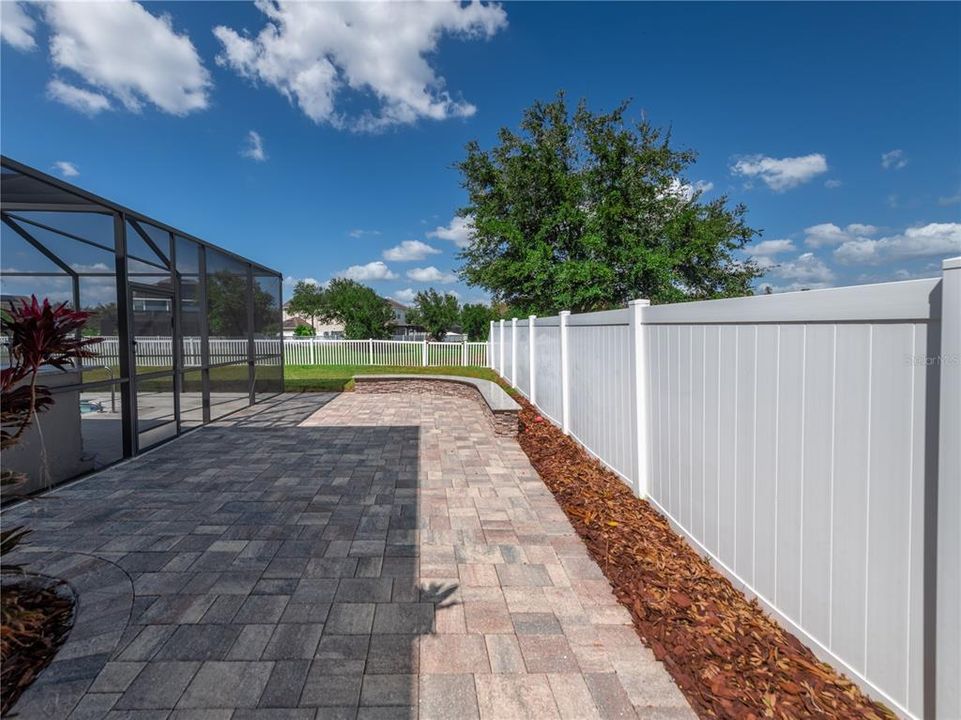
[4,392,695,719]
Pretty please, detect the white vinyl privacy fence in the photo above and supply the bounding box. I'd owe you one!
[490,257,961,720]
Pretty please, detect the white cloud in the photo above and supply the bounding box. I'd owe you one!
[392,288,417,304]
[44,1,210,115]
[427,215,474,248]
[406,266,458,283]
[213,1,507,131]
[349,229,381,239]
[834,223,961,265]
[1,2,36,51]
[745,239,796,257]
[938,189,961,206]
[804,222,879,248]
[661,178,714,202]
[336,261,397,281]
[881,149,908,170]
[765,252,836,287]
[53,161,79,178]
[241,130,267,161]
[383,240,441,262]
[47,78,111,115]
[730,153,828,191]
[824,179,842,189]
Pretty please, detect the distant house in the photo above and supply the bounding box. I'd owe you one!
[386,298,423,339]
[282,298,424,339]
[281,304,345,338]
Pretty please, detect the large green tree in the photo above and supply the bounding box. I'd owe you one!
[319,278,394,339]
[407,289,460,341]
[460,303,495,341]
[455,93,760,314]
[287,280,325,328]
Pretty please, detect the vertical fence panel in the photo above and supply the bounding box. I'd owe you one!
[754,325,780,602]
[865,323,917,708]
[514,324,531,397]
[800,324,835,642]
[533,319,562,424]
[566,310,635,482]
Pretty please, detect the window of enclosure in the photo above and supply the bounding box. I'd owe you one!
[253,274,282,345]
[208,362,250,420]
[179,369,204,428]
[137,373,177,448]
[254,355,283,400]
[206,249,250,364]
[176,235,202,367]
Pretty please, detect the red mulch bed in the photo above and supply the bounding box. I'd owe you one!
[1,576,75,716]
[514,398,894,720]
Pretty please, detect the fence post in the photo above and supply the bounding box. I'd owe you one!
[560,310,570,434]
[937,256,961,720]
[489,321,494,369]
[629,299,651,498]
[529,315,537,406]
[309,337,315,366]
[422,339,428,367]
[511,318,518,388]
[462,341,467,367]
[368,338,373,366]
[499,319,505,376]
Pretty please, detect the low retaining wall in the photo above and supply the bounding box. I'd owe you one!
[353,376,518,436]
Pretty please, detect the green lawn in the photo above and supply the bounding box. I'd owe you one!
[283,364,513,394]
[79,363,514,395]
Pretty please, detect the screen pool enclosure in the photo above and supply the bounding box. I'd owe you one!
[1,156,284,495]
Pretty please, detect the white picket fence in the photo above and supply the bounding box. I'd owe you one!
[284,338,487,367]
[86,337,488,368]
[489,257,961,720]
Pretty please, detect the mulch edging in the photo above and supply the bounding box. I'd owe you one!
[514,398,894,720]
[0,575,76,716]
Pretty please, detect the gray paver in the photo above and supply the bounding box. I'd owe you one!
[115,661,200,710]
[6,393,694,719]
[178,661,274,708]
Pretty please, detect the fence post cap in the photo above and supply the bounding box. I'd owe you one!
[528,314,537,320]
[628,298,651,307]
[559,310,571,317]
[943,256,961,271]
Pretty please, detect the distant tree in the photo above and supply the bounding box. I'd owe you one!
[407,289,460,341]
[460,303,495,341]
[287,280,325,329]
[455,92,760,314]
[319,278,394,339]
[293,324,315,337]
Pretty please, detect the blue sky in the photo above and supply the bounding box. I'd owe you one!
[2,1,959,305]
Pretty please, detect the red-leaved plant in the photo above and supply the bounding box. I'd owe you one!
[1,296,100,568]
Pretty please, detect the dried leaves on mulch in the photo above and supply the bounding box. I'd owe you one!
[1,577,75,716]
[515,400,894,720]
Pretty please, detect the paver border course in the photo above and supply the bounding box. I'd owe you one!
[352,374,520,436]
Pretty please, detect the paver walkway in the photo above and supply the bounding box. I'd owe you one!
[5,392,695,719]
